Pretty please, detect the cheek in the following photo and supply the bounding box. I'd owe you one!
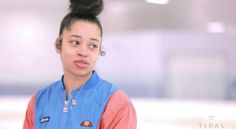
[60,47,75,62]
[89,53,99,65]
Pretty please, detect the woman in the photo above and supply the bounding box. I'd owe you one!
[23,0,137,129]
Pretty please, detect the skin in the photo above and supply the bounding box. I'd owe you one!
[56,20,102,97]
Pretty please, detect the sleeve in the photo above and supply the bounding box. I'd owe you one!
[23,94,36,129]
[98,90,137,129]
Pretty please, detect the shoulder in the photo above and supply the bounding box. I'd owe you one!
[99,90,137,129]
[96,78,131,107]
[107,90,132,110]
[35,80,62,101]
[95,79,120,95]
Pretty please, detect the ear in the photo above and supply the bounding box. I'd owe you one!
[55,38,61,54]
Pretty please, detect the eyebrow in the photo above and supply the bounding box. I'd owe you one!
[70,35,81,38]
[70,35,100,42]
[90,38,100,42]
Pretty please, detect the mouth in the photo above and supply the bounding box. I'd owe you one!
[74,60,89,69]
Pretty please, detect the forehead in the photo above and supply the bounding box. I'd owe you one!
[63,20,101,39]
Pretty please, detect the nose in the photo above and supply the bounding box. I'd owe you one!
[77,44,88,57]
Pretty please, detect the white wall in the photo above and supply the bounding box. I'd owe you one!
[1,0,236,99]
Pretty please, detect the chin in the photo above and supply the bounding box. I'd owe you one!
[74,69,92,77]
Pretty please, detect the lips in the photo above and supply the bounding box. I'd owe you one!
[74,60,89,69]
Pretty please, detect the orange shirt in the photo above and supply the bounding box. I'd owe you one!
[98,90,137,129]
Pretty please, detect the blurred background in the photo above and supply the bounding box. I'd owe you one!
[0,0,236,129]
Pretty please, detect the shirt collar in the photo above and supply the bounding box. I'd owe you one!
[59,70,101,91]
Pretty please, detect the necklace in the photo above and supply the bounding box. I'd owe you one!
[63,84,85,113]
[71,84,84,107]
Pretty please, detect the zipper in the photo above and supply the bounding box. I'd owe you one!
[60,91,72,129]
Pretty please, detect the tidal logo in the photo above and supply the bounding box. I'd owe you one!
[199,116,224,128]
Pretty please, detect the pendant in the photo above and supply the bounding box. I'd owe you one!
[72,99,77,106]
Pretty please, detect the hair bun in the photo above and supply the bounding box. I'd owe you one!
[69,0,104,16]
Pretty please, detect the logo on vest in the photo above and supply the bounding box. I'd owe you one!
[40,116,50,123]
[80,120,92,127]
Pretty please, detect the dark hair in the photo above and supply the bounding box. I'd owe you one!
[56,0,105,56]
[59,14,103,36]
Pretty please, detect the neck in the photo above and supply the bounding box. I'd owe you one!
[63,72,92,99]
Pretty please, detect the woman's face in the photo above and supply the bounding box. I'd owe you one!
[57,20,101,78]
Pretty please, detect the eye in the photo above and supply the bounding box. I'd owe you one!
[70,41,80,47]
[89,43,98,49]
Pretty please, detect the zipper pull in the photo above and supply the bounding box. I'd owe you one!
[63,101,68,112]
[72,99,77,106]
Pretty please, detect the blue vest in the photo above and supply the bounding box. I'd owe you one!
[35,71,119,129]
